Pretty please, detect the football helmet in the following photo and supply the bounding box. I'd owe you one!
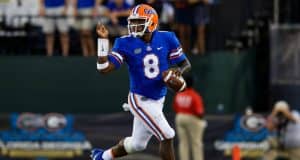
[127,4,159,37]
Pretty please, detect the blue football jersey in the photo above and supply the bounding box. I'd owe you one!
[108,31,187,99]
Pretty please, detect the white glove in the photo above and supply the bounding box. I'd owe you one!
[122,103,130,112]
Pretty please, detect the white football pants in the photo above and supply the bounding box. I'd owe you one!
[127,92,175,146]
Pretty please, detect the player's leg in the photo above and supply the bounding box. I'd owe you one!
[159,138,176,160]
[100,138,127,159]
[91,93,176,160]
[128,93,176,160]
[107,117,153,159]
[91,117,152,160]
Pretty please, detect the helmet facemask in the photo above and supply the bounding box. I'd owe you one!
[127,15,153,37]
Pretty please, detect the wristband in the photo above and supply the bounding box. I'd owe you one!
[97,38,109,57]
[97,61,109,70]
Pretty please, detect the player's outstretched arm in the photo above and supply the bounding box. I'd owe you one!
[171,58,191,76]
[96,23,115,74]
[178,58,191,74]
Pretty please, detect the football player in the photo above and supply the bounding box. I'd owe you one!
[91,4,191,160]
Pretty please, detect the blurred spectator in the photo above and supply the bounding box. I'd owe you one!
[159,1,174,30]
[5,0,39,28]
[73,0,100,57]
[264,101,300,160]
[39,0,70,57]
[1,0,40,55]
[172,74,206,160]
[173,0,193,54]
[104,0,132,37]
[143,0,175,30]
[191,0,210,55]
[3,0,43,30]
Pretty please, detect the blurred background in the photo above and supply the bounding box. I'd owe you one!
[0,0,300,159]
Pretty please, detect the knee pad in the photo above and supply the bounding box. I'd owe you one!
[164,128,175,140]
[124,137,147,153]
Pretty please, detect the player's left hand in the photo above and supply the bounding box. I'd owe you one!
[96,23,109,38]
[122,103,130,112]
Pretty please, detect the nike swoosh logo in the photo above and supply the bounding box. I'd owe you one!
[157,47,163,50]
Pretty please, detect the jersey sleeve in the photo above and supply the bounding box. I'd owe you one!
[167,32,187,65]
[108,38,125,69]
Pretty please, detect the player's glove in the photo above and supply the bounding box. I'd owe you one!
[168,67,182,77]
[122,103,130,112]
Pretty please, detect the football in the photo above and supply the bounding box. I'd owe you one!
[162,69,186,92]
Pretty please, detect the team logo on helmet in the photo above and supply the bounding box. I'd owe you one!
[144,9,155,14]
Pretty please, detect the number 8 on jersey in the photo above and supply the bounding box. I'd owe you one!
[143,54,160,79]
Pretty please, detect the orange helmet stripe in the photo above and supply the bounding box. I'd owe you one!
[132,5,141,15]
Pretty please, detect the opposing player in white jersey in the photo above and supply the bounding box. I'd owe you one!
[91,4,191,160]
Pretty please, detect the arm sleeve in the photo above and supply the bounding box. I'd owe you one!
[168,32,187,65]
[109,38,125,69]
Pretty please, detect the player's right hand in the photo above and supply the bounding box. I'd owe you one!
[168,67,182,77]
[96,23,109,38]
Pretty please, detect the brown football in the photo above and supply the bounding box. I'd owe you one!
[162,69,186,92]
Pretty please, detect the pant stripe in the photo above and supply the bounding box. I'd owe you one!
[132,94,168,140]
[128,94,161,140]
[130,93,167,140]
